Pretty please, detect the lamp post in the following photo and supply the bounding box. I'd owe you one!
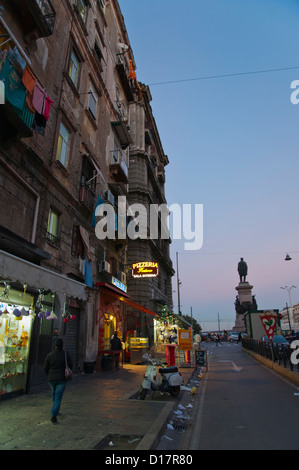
[280,285,296,330]
[176,252,182,316]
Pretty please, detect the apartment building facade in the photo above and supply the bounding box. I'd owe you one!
[0,0,173,398]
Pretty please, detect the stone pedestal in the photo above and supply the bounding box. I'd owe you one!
[236,282,253,304]
[233,282,253,332]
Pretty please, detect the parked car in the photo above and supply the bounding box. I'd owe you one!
[284,331,299,343]
[227,332,245,342]
[228,332,238,342]
[260,335,289,350]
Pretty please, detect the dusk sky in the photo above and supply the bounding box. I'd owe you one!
[119,0,299,331]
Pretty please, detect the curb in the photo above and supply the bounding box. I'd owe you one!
[136,367,195,450]
[243,347,299,387]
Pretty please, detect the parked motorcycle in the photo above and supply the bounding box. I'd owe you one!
[139,354,183,400]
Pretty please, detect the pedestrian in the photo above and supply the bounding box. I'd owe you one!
[44,337,73,424]
[110,331,122,368]
[237,332,242,344]
[194,332,201,350]
[216,334,223,346]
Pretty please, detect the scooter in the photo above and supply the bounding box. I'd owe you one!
[139,355,183,400]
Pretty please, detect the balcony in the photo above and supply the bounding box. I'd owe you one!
[10,0,56,38]
[111,119,132,150]
[115,56,134,102]
[79,182,95,212]
[109,150,128,185]
[0,99,34,140]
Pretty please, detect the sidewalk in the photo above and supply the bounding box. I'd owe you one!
[0,364,195,451]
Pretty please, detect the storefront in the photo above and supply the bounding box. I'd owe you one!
[96,281,157,368]
[0,285,34,399]
[0,249,87,396]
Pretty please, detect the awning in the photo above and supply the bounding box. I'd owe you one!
[96,282,157,317]
[96,282,130,299]
[0,249,87,300]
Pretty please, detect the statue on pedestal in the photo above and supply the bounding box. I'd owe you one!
[237,257,248,283]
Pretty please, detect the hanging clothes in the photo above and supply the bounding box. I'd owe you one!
[32,81,46,114]
[0,56,26,111]
[43,94,53,121]
[22,65,35,95]
[92,195,104,228]
[8,47,26,75]
[83,260,93,288]
[32,112,47,136]
[22,66,36,113]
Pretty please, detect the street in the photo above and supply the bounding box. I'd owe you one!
[193,342,299,450]
[158,341,299,450]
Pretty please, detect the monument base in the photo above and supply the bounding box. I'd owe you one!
[233,282,253,332]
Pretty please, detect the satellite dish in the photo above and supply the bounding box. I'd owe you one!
[118,42,129,52]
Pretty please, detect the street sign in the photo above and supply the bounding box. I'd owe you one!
[178,329,193,350]
[195,349,206,366]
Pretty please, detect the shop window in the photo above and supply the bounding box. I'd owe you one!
[0,286,34,398]
[56,122,71,168]
[46,208,60,245]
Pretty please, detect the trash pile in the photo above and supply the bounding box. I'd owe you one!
[161,367,204,443]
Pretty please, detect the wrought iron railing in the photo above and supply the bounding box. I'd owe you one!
[34,0,56,35]
[242,338,299,374]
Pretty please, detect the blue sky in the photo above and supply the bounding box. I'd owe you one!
[119,0,299,331]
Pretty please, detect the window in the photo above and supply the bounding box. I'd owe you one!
[47,208,60,245]
[88,82,98,120]
[94,40,103,66]
[77,0,88,23]
[56,122,70,168]
[68,50,80,87]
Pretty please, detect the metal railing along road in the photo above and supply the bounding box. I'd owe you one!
[242,338,299,375]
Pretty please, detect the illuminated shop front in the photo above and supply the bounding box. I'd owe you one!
[0,249,87,396]
[0,285,34,399]
[96,280,157,368]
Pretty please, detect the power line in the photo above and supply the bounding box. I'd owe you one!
[148,66,299,86]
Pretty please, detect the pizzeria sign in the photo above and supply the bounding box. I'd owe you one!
[132,262,159,278]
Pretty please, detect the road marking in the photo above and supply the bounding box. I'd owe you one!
[217,360,243,372]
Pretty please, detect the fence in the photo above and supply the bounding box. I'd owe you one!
[242,338,299,375]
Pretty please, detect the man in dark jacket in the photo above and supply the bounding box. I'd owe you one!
[44,338,73,423]
[111,332,122,350]
[110,332,122,368]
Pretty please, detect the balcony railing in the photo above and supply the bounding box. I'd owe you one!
[109,150,129,184]
[79,183,95,212]
[34,0,56,35]
[10,0,56,38]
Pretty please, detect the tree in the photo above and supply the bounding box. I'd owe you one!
[176,315,201,334]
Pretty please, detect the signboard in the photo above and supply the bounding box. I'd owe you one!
[111,276,127,293]
[195,349,206,366]
[178,329,193,350]
[132,262,159,278]
[259,311,278,342]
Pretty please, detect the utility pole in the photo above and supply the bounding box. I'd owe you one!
[217,313,221,332]
[176,252,181,316]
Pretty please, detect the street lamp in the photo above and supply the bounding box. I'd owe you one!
[280,285,296,329]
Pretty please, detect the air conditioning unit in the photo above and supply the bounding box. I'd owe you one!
[118,271,126,284]
[98,260,111,273]
[102,190,115,206]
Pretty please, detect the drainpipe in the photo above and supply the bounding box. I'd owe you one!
[0,156,40,244]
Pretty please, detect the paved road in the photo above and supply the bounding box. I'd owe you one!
[189,342,299,450]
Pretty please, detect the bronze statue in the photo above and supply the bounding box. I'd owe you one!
[238,257,248,283]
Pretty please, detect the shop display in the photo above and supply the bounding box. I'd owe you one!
[0,304,33,397]
[155,320,178,345]
[130,337,149,364]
